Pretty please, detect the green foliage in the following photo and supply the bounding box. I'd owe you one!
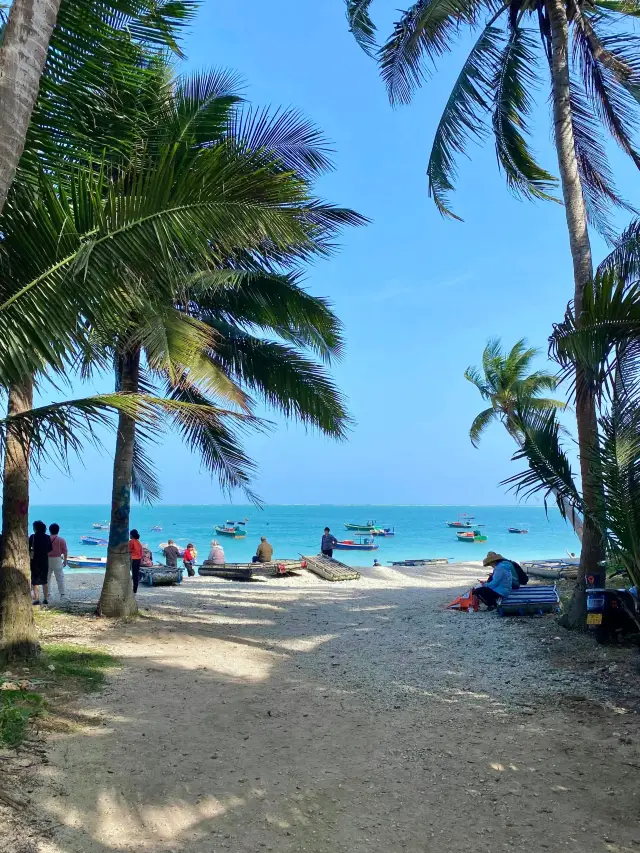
[464,337,565,446]
[0,689,44,747]
[41,643,117,689]
[346,0,640,231]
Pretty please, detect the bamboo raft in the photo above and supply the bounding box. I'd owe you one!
[301,554,361,582]
[198,559,306,582]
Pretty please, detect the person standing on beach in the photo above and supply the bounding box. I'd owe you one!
[163,539,180,569]
[30,520,52,606]
[321,527,338,558]
[47,523,67,599]
[128,529,143,594]
[183,543,197,577]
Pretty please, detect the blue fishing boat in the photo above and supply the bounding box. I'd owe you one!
[334,536,378,552]
[80,535,107,546]
[67,556,107,568]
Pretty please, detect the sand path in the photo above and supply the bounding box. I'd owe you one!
[27,563,640,852]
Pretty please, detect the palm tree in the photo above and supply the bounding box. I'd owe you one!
[345,0,640,585]
[0,0,195,216]
[465,337,582,538]
[465,338,566,445]
[88,68,363,617]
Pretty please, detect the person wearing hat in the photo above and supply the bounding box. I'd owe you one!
[474,551,514,609]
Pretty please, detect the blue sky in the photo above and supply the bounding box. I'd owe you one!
[31,0,640,505]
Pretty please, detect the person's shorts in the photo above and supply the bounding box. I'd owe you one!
[321,549,333,558]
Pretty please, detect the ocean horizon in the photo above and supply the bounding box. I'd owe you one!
[29,504,580,569]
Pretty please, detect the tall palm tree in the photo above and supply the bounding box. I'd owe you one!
[465,337,582,538]
[345,0,640,586]
[0,0,195,216]
[88,67,363,618]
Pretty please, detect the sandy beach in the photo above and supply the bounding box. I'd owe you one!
[5,561,640,853]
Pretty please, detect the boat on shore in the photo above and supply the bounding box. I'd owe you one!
[344,520,377,532]
[456,529,487,543]
[67,555,107,569]
[215,524,246,539]
[391,557,450,567]
[334,536,378,551]
[508,526,529,534]
[446,514,475,528]
[80,535,107,546]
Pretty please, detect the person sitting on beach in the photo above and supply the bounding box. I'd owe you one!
[321,527,338,558]
[253,536,273,563]
[474,551,513,610]
[163,539,180,568]
[207,540,225,565]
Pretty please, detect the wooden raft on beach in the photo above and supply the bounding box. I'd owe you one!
[198,560,305,581]
[301,554,361,582]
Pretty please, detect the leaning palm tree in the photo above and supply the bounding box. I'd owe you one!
[465,337,581,538]
[345,0,640,580]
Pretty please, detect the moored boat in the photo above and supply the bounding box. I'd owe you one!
[344,520,377,531]
[508,526,529,534]
[92,522,109,530]
[334,536,378,551]
[456,529,487,543]
[446,514,475,528]
[151,525,163,532]
[80,535,107,546]
[226,518,248,525]
[67,555,107,568]
[391,557,450,566]
[215,524,246,539]
[370,527,395,537]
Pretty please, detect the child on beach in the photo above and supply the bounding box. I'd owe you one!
[183,543,197,577]
[128,529,143,593]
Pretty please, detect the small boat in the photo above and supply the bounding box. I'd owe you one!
[391,557,450,567]
[344,520,378,532]
[67,555,107,569]
[151,525,163,532]
[508,526,529,534]
[446,514,475,528]
[215,525,246,539]
[159,542,185,556]
[226,518,248,525]
[334,536,378,551]
[80,535,107,546]
[92,522,109,530]
[370,527,395,537]
[456,529,487,543]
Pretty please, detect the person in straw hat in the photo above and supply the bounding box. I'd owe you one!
[473,551,514,610]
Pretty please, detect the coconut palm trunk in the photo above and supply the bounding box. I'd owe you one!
[547,0,605,627]
[98,348,140,619]
[0,378,38,659]
[0,0,62,217]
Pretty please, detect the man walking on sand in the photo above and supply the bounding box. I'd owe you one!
[321,527,338,558]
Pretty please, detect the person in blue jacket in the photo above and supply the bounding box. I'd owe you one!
[474,551,513,610]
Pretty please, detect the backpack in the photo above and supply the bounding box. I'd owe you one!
[511,560,529,586]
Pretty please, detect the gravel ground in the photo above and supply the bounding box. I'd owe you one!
[3,562,640,853]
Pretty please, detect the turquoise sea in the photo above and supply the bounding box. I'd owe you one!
[28,504,580,570]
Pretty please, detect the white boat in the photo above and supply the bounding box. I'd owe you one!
[92,522,109,530]
[67,555,107,569]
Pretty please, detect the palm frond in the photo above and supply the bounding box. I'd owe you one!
[227,106,334,179]
[427,22,506,219]
[379,0,487,106]
[469,406,497,446]
[346,0,377,55]
[203,323,352,439]
[131,431,161,504]
[161,67,244,147]
[501,405,582,516]
[492,27,558,203]
[598,217,640,283]
[567,79,633,240]
[464,365,493,399]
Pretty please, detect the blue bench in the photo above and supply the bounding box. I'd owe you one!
[498,584,560,616]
